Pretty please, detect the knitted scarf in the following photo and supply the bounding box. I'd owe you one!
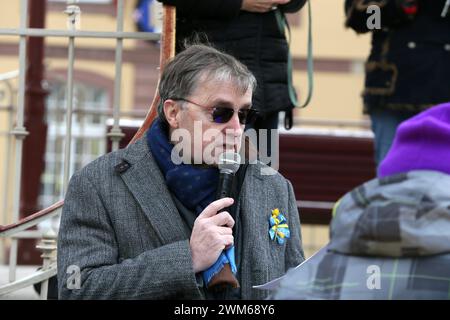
[147,119,237,286]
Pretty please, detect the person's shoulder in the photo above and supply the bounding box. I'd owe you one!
[244,162,295,202]
[246,161,288,184]
[70,137,148,184]
[76,147,125,179]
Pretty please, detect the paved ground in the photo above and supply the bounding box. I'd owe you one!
[0,265,41,300]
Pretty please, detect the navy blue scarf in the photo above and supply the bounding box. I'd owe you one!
[147,119,238,286]
[147,119,219,215]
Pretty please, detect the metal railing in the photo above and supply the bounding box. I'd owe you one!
[0,71,18,268]
[0,205,60,299]
[0,0,168,299]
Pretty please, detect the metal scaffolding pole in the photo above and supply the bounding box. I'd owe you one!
[18,0,48,265]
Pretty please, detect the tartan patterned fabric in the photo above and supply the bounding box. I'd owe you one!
[269,170,450,299]
[330,171,450,257]
[271,246,450,299]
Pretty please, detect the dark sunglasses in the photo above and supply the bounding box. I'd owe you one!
[171,97,259,125]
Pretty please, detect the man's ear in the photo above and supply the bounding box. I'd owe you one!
[163,99,181,129]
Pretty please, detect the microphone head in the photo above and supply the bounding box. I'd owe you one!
[218,152,241,174]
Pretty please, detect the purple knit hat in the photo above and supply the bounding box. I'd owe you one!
[379,102,450,177]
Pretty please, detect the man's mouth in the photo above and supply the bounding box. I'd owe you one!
[222,144,236,152]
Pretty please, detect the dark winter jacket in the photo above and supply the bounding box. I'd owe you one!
[345,0,450,113]
[157,0,307,116]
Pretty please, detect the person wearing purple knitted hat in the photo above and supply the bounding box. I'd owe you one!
[267,102,450,300]
[379,102,450,178]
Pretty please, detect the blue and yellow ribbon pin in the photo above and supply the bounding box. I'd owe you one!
[269,208,290,245]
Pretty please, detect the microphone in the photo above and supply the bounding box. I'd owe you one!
[207,152,241,291]
[216,152,241,201]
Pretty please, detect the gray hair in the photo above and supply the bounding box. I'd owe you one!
[157,44,257,123]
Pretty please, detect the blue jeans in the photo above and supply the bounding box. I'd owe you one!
[369,108,418,171]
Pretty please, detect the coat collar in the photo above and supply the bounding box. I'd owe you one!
[117,134,191,244]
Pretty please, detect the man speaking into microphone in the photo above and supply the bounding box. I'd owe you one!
[57,44,305,299]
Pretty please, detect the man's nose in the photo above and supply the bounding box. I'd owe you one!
[227,111,243,132]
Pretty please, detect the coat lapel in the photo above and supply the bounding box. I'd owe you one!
[239,164,271,299]
[117,136,190,244]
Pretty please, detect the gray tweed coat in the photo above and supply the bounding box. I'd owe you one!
[57,135,304,299]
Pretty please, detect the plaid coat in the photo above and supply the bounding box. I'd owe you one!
[269,170,450,299]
